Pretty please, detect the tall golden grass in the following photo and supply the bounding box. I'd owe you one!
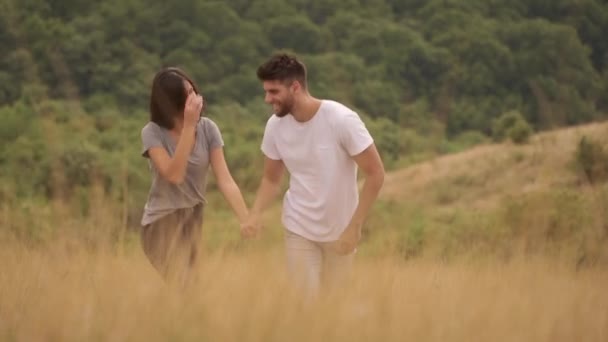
[1,240,606,341]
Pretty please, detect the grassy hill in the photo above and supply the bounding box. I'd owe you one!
[361,122,608,265]
[382,122,608,208]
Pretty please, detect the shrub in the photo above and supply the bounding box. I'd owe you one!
[575,136,608,183]
[493,111,533,144]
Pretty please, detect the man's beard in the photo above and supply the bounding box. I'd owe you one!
[274,98,294,117]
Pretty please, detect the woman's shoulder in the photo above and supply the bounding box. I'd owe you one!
[199,117,221,131]
[142,121,163,133]
[141,121,165,140]
[200,116,218,125]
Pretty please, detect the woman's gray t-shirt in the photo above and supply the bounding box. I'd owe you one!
[140,118,223,226]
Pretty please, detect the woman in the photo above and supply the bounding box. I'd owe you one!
[140,67,250,286]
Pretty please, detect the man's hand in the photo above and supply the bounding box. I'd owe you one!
[333,222,362,255]
[241,157,285,239]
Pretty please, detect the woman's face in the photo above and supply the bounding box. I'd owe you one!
[184,80,195,97]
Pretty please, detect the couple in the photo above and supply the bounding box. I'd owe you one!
[140,53,385,296]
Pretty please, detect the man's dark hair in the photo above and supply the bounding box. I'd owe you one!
[256,53,307,89]
[149,67,200,129]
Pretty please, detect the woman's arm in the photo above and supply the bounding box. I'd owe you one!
[209,147,249,223]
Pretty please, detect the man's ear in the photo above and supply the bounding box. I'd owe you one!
[291,80,302,93]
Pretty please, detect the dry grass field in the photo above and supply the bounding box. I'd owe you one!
[2,122,608,341]
[1,243,607,342]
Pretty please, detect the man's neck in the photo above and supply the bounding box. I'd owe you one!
[291,96,322,123]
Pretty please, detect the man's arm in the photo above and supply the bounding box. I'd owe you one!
[245,157,286,236]
[336,143,385,254]
[350,143,385,226]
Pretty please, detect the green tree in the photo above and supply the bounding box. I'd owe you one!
[500,19,601,128]
[265,15,325,53]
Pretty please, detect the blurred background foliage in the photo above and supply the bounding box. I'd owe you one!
[1,0,607,249]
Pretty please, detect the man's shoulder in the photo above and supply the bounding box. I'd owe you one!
[265,114,281,127]
[321,100,358,124]
[262,115,281,138]
[322,100,353,114]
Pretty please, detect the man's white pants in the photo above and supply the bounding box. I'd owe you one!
[284,229,354,297]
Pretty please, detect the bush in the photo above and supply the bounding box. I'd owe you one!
[439,130,489,154]
[59,141,103,189]
[364,116,402,168]
[575,136,608,184]
[508,119,533,144]
[2,133,53,197]
[492,111,533,144]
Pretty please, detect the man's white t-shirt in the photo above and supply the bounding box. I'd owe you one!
[261,100,374,242]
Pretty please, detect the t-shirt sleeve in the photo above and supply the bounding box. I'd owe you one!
[261,117,281,160]
[338,111,374,156]
[141,123,163,158]
[203,118,224,149]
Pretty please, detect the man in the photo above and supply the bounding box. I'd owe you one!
[244,53,385,296]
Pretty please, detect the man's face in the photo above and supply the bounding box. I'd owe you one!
[262,80,295,117]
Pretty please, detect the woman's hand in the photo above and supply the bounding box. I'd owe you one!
[184,93,203,127]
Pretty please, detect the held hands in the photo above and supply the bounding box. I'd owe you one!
[184,93,204,127]
[333,222,362,255]
[240,213,262,239]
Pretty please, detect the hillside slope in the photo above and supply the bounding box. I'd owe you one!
[363,122,608,264]
[381,122,608,209]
